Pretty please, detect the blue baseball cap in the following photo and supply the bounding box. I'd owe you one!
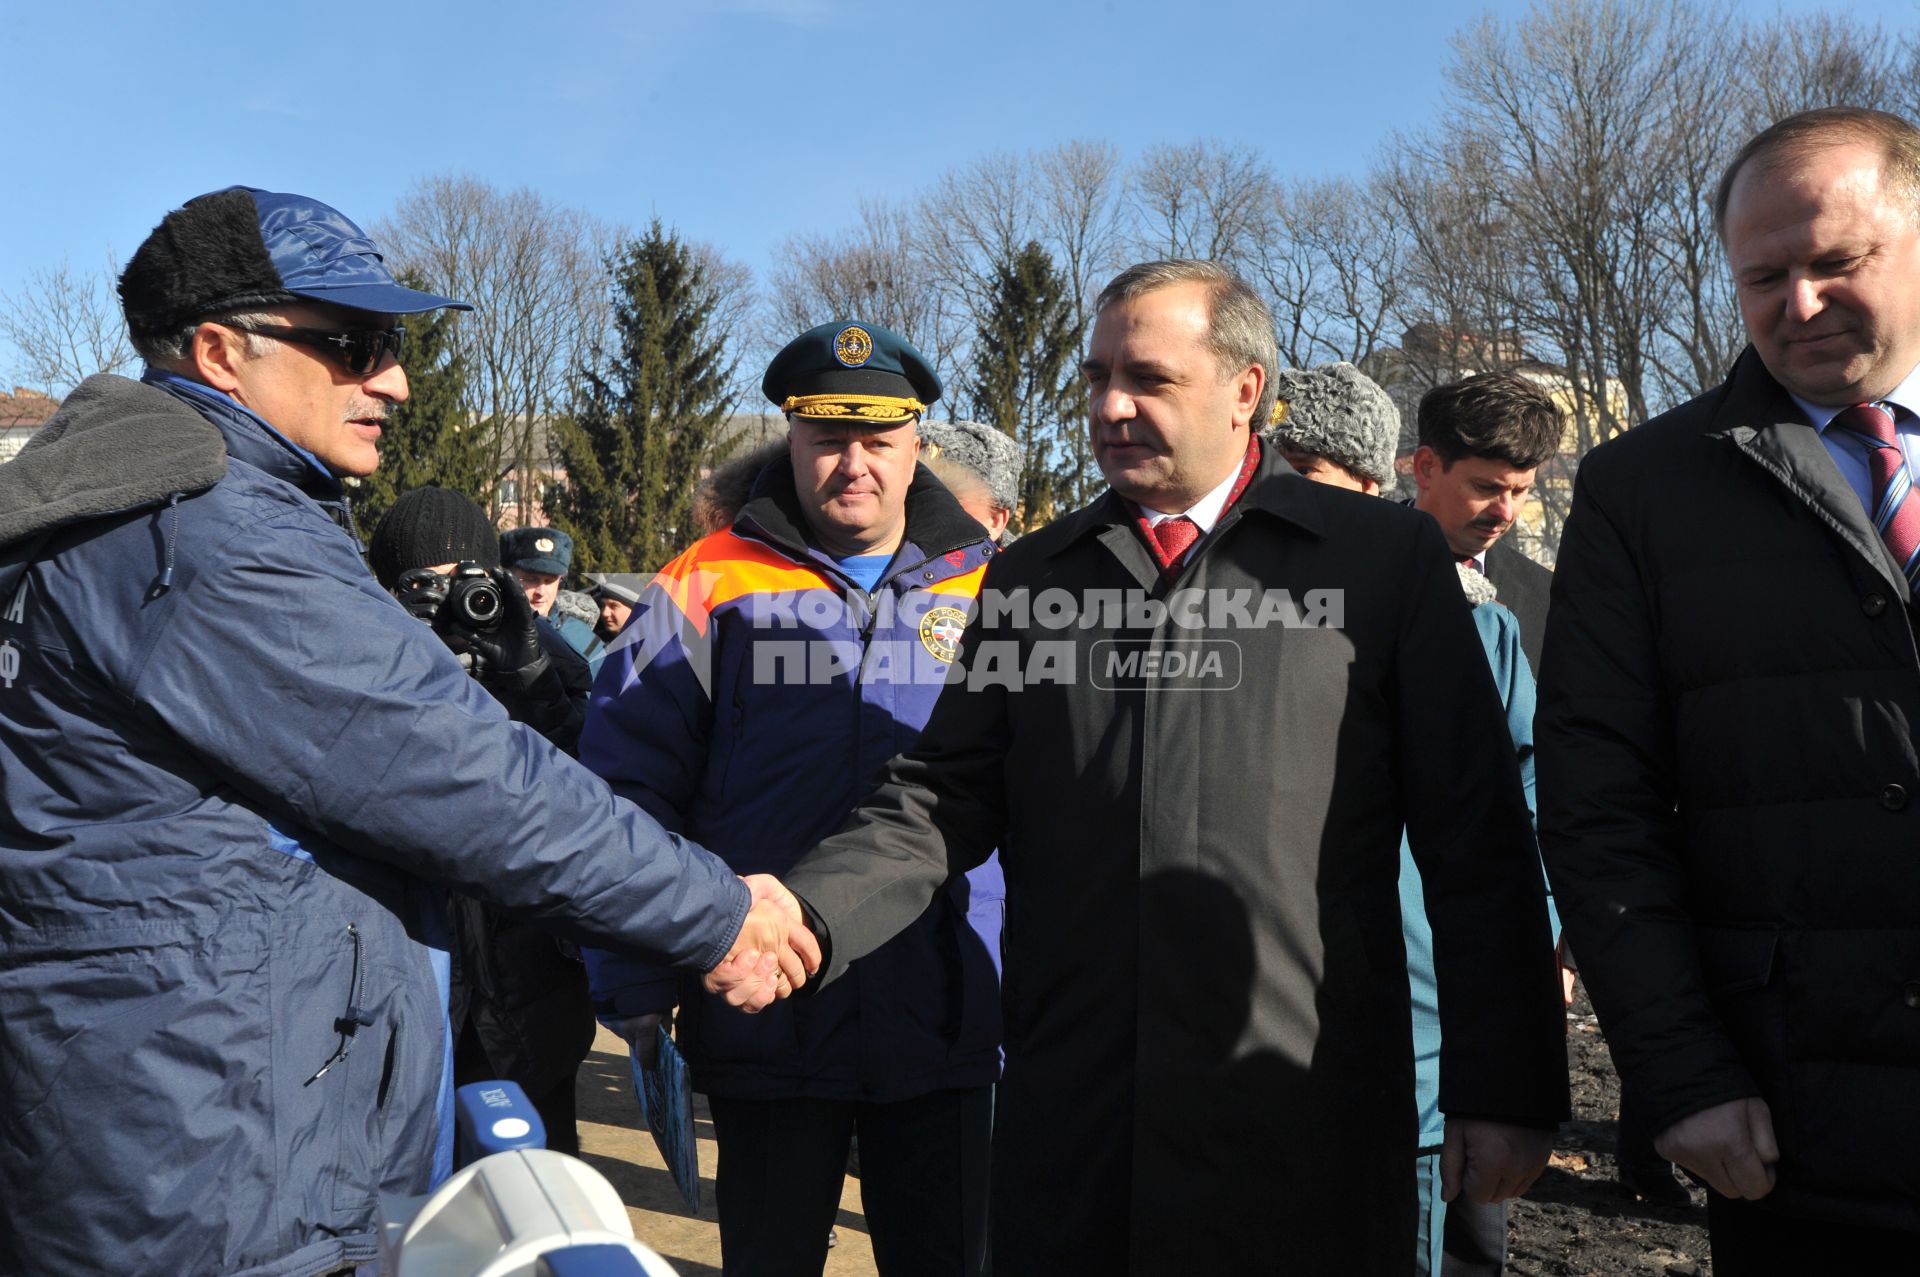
[120,186,471,340]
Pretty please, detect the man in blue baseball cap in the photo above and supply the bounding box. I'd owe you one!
[0,188,818,1277]
[116,185,472,479]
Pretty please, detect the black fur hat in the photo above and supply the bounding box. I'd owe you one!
[118,186,469,345]
[118,189,298,342]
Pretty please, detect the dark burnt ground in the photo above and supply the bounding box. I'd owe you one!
[1507,989,1714,1276]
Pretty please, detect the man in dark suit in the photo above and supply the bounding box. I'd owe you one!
[1409,373,1564,670]
[1412,370,1679,1210]
[777,259,1568,1274]
[1538,107,1920,1272]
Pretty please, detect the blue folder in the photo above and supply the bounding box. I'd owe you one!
[629,1026,701,1212]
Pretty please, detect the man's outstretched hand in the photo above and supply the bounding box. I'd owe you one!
[703,875,822,1012]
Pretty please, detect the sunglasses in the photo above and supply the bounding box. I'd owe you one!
[219,321,407,376]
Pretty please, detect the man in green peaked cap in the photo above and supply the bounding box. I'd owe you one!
[582,319,1003,1276]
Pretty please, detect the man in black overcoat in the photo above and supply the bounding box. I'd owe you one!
[778,259,1568,1274]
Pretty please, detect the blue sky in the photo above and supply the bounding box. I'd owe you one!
[3,0,1915,380]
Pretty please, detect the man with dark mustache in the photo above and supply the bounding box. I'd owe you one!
[1409,372,1564,671]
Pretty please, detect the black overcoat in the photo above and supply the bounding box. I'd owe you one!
[1539,349,1920,1233]
[1485,537,1553,672]
[786,446,1567,1274]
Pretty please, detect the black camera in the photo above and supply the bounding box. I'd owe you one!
[392,562,505,631]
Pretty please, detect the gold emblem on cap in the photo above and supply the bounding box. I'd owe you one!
[834,325,874,368]
[919,605,967,664]
[535,537,556,553]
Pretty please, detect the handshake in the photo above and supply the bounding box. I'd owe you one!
[702,874,822,1012]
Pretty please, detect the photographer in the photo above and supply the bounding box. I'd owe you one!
[368,485,596,1152]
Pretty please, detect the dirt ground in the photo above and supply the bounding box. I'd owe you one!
[1509,991,1713,1277]
[576,992,1714,1276]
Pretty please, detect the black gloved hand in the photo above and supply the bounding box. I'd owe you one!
[436,567,550,695]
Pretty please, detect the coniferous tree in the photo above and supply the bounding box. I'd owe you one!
[549,221,740,572]
[350,276,486,533]
[968,241,1088,529]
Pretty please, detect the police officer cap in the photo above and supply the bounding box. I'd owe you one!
[500,527,573,576]
[762,320,941,427]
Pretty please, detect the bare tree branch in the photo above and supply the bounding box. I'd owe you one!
[765,198,963,393]
[374,175,614,524]
[0,255,136,397]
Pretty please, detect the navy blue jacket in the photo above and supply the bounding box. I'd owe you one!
[0,374,750,1277]
[582,462,1004,1102]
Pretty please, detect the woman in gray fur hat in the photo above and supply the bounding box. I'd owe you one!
[1263,361,1401,493]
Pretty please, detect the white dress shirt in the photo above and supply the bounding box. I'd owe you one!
[1138,454,1247,533]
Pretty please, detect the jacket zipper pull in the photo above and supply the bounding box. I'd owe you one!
[149,493,185,599]
[306,923,371,1085]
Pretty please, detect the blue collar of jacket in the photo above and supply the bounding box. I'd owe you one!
[141,368,345,501]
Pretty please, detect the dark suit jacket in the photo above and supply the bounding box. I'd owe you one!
[787,445,1567,1275]
[1539,347,1920,1232]
[1485,537,1552,671]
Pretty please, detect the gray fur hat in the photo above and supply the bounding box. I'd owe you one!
[919,419,1023,512]
[1263,362,1400,488]
[552,588,599,630]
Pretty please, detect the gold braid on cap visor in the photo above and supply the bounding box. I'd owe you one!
[782,393,927,424]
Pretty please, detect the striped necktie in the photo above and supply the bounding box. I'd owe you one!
[1832,402,1920,585]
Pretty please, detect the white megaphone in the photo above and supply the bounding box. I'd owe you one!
[374,1081,681,1277]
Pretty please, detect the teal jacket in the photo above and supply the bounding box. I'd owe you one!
[1399,601,1554,1146]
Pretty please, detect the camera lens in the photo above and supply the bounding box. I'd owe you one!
[457,582,503,626]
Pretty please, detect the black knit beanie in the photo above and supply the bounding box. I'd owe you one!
[367,487,500,589]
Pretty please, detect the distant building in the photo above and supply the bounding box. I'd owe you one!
[0,388,59,463]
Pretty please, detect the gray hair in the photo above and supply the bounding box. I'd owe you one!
[133,309,288,367]
[925,455,992,506]
[1096,260,1279,429]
